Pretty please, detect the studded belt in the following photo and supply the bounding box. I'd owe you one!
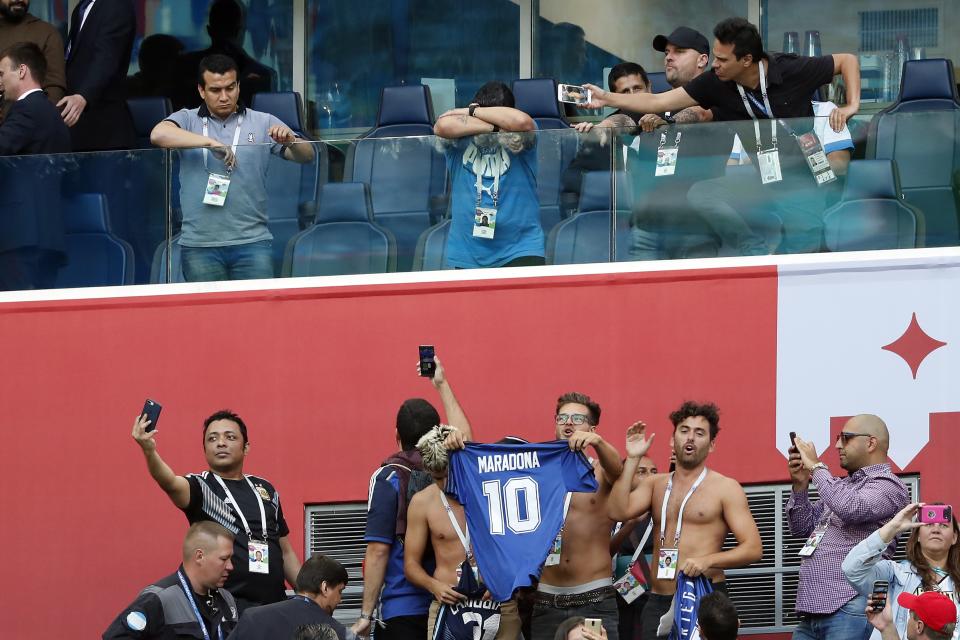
[535,585,616,608]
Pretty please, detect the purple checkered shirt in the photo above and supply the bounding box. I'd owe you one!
[786,463,909,615]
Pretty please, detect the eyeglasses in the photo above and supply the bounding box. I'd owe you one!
[556,413,591,426]
[838,432,873,445]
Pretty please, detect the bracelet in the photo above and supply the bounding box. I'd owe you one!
[491,124,500,133]
[809,462,828,473]
[359,613,374,621]
[468,102,479,118]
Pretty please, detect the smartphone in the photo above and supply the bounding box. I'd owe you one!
[584,618,603,635]
[789,431,798,450]
[871,580,889,612]
[142,399,162,432]
[920,504,953,524]
[418,345,436,378]
[557,83,592,106]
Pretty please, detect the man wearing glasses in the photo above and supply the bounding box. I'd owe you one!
[530,392,624,640]
[787,414,910,640]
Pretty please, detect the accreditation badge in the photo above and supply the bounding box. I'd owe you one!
[472,206,497,239]
[657,547,679,580]
[544,530,563,566]
[757,149,783,184]
[203,173,231,206]
[798,525,828,557]
[249,540,269,574]
[656,147,678,176]
[796,132,837,186]
[614,561,648,603]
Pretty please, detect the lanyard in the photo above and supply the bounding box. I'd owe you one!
[474,153,502,208]
[659,468,709,547]
[439,492,472,560]
[177,570,224,640]
[736,60,778,151]
[629,520,655,564]
[201,114,245,173]
[212,473,267,541]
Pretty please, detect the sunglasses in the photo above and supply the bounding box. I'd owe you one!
[838,431,873,445]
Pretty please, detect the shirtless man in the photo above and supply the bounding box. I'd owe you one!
[608,401,762,640]
[531,392,625,640]
[404,425,522,640]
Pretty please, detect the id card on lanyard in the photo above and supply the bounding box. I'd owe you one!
[201,114,244,206]
[614,520,653,603]
[736,61,782,185]
[545,492,573,566]
[657,468,708,580]
[177,569,224,640]
[655,131,682,176]
[213,473,271,574]
[799,507,831,557]
[440,492,480,583]
[472,151,503,239]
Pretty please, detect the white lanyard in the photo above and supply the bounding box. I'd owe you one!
[201,114,245,173]
[474,154,502,208]
[439,492,472,560]
[659,468,708,546]
[212,473,267,541]
[658,131,682,150]
[630,521,655,564]
[177,569,224,640]
[736,60,778,151]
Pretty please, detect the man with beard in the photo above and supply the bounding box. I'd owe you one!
[0,0,67,122]
[608,401,762,640]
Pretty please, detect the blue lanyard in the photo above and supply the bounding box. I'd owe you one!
[177,570,224,640]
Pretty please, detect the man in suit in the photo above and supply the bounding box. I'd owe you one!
[59,0,136,151]
[0,0,68,124]
[0,41,70,289]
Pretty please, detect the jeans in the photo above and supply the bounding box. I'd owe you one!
[792,595,873,640]
[180,240,274,282]
[531,590,619,640]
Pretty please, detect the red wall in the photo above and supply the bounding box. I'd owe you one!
[0,263,950,638]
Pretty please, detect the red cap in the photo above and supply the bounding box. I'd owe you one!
[897,591,957,632]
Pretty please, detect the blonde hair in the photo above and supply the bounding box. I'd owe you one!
[417,424,456,473]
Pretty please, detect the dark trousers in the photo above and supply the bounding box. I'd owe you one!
[640,583,727,640]
[374,614,428,640]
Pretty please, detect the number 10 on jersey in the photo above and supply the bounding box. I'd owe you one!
[481,476,542,534]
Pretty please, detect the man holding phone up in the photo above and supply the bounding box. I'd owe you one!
[132,408,301,612]
[787,414,909,640]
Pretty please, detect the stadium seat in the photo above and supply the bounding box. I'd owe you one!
[282,182,396,276]
[150,235,186,284]
[647,71,671,94]
[512,78,579,233]
[413,219,452,271]
[127,97,171,149]
[823,159,923,251]
[344,85,446,272]
[251,92,328,276]
[547,171,631,264]
[56,194,135,287]
[866,58,960,246]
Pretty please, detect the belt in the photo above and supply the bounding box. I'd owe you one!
[535,585,616,608]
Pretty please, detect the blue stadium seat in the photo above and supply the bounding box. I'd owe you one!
[866,58,960,246]
[251,91,328,276]
[127,97,171,149]
[512,78,579,233]
[547,171,631,264]
[282,182,396,276]
[647,71,671,94]
[413,219,452,271]
[344,85,446,272]
[150,235,186,284]
[57,194,135,287]
[823,159,923,251]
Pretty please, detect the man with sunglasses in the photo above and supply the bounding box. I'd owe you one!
[787,414,910,640]
[530,392,624,640]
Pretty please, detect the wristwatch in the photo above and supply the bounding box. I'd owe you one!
[809,461,829,474]
[359,612,375,621]
[468,102,480,118]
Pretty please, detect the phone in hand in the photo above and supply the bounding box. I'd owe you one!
[584,618,603,635]
[871,580,889,612]
[418,345,436,378]
[142,399,162,432]
[557,83,592,106]
[789,431,798,450]
[919,504,953,524]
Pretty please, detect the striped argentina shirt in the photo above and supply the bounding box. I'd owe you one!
[786,463,909,615]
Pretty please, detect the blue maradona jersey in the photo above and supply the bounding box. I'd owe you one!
[445,441,598,601]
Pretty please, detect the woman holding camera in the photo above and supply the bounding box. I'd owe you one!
[842,502,960,640]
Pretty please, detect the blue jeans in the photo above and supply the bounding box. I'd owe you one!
[792,595,872,640]
[181,240,274,282]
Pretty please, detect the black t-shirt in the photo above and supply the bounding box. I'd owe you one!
[183,473,290,609]
[684,53,836,182]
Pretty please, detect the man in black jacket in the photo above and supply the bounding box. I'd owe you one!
[0,41,70,289]
[103,522,240,639]
[60,0,136,150]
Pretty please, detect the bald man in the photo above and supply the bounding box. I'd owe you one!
[786,415,910,640]
[104,522,240,639]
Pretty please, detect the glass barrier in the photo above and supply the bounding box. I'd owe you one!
[1,108,955,292]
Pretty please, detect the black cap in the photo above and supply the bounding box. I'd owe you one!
[653,27,710,55]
